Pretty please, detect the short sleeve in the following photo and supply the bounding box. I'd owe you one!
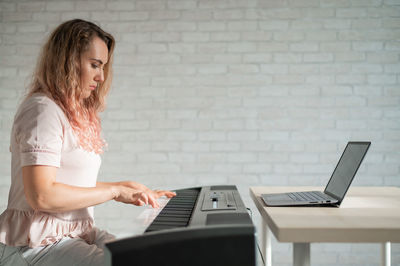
[14,97,64,167]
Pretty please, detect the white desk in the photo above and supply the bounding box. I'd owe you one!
[250,186,400,266]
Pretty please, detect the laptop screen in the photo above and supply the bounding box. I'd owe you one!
[324,142,370,201]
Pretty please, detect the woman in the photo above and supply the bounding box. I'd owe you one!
[0,19,175,265]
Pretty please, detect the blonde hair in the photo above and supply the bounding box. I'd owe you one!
[29,19,115,154]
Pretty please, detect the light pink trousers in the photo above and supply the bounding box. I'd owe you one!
[0,228,115,266]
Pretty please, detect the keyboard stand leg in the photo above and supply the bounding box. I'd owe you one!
[261,219,272,266]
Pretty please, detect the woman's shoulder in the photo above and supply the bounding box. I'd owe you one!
[20,92,60,110]
[14,93,68,127]
[18,92,65,115]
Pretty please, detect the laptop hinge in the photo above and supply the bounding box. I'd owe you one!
[324,190,341,201]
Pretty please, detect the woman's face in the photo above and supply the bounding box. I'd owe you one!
[80,36,109,99]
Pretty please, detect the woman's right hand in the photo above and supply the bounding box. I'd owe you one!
[111,185,153,207]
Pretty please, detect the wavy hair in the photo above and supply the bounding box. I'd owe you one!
[28,19,115,154]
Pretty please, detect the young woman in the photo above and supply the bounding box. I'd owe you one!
[0,19,175,265]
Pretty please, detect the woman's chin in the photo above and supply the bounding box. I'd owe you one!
[81,90,93,99]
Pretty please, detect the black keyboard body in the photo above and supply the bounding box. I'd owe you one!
[105,185,256,266]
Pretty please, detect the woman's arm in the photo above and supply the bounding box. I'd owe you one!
[22,165,149,213]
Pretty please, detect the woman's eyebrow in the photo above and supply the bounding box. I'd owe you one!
[90,58,104,65]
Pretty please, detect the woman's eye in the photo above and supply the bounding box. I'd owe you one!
[91,64,99,69]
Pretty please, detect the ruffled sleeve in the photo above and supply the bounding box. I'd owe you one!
[13,96,64,167]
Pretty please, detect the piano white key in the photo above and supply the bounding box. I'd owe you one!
[136,197,171,229]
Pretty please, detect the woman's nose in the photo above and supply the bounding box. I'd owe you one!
[95,69,104,82]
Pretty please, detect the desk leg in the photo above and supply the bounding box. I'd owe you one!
[293,243,310,266]
[381,242,391,266]
[261,219,272,266]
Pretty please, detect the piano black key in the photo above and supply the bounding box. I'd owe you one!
[160,210,192,214]
[158,213,191,218]
[168,201,196,205]
[159,209,191,214]
[164,204,195,208]
[152,216,190,223]
[161,206,193,211]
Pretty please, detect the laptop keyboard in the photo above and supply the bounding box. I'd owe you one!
[288,191,332,202]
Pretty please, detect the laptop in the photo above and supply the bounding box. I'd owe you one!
[261,141,371,207]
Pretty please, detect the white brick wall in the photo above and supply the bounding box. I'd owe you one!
[1,0,399,265]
